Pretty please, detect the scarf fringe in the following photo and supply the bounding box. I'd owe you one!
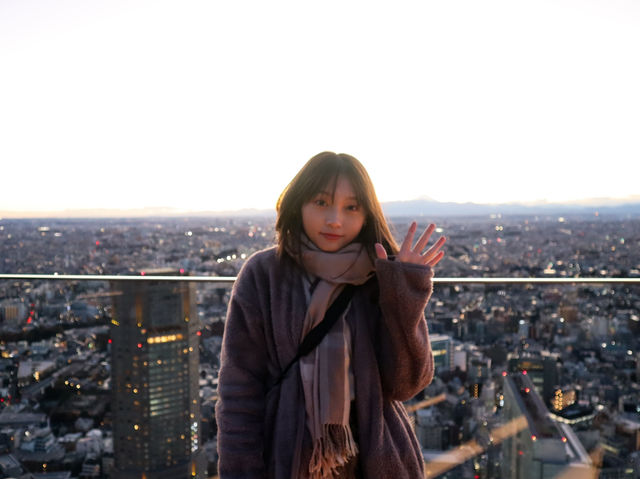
[308,424,359,479]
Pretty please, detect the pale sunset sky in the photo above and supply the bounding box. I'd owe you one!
[1,0,639,217]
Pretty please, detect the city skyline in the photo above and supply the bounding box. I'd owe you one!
[1,1,639,215]
[1,215,638,477]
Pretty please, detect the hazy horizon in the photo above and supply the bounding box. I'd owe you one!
[2,194,639,220]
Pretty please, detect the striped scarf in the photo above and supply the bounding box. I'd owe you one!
[297,239,374,478]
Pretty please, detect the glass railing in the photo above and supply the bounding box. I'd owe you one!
[1,274,638,479]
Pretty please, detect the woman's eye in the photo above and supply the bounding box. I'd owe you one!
[346,204,360,211]
[314,199,327,207]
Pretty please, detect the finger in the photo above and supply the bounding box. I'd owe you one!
[426,250,445,267]
[414,223,436,253]
[422,236,447,262]
[375,243,388,260]
[400,222,417,253]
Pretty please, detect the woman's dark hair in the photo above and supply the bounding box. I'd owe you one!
[276,151,399,262]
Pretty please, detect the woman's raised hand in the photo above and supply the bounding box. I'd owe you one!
[375,222,446,267]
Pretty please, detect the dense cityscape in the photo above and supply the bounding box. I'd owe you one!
[1,212,639,478]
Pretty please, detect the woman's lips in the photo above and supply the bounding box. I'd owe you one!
[320,232,343,240]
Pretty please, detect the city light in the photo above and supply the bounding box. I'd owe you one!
[147,334,184,344]
[3,208,640,478]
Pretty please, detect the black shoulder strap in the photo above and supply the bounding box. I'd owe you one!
[270,284,356,390]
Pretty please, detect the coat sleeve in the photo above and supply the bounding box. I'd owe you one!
[215,261,269,478]
[374,258,435,401]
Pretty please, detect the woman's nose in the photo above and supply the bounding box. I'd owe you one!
[326,208,341,227]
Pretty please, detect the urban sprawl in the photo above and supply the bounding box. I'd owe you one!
[0,213,639,478]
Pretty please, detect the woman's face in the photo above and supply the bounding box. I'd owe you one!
[301,174,366,252]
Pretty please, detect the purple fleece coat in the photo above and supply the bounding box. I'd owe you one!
[215,247,435,478]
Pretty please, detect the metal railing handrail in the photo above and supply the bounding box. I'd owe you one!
[1,273,639,284]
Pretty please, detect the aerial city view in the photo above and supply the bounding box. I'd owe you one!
[0,211,638,478]
[2,1,639,477]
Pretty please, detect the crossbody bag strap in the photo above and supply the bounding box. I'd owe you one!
[269,284,356,391]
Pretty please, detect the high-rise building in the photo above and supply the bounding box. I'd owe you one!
[430,334,453,373]
[501,372,592,479]
[507,351,560,404]
[110,271,205,478]
[0,300,26,323]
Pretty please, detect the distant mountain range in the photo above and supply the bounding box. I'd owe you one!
[2,197,640,219]
[380,196,640,217]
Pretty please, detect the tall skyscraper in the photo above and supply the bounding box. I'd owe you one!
[110,270,205,479]
[501,372,592,479]
[430,334,453,373]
